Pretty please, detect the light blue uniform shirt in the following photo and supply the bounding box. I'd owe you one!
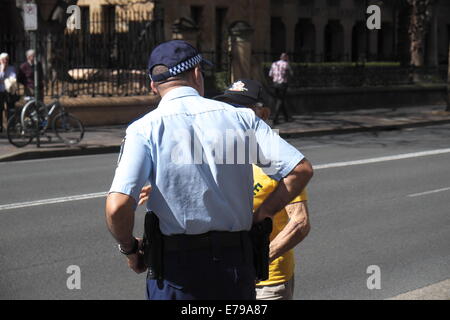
[109,86,304,235]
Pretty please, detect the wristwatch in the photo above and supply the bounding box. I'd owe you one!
[118,238,139,255]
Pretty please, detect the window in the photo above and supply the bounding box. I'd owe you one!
[215,7,228,69]
[191,6,203,26]
[102,5,116,34]
[80,6,90,33]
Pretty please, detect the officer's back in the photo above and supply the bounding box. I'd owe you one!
[127,90,264,236]
[105,40,313,300]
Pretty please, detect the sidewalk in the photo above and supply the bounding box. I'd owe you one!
[1,105,450,162]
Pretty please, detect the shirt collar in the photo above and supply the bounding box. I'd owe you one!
[159,86,200,106]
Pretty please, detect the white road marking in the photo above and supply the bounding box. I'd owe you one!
[0,192,108,212]
[1,148,450,212]
[313,148,450,170]
[408,186,450,198]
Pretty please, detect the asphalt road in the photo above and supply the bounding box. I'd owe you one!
[0,124,449,300]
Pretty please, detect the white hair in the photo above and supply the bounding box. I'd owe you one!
[26,49,35,57]
[0,52,9,60]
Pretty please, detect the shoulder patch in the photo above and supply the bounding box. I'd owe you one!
[117,137,126,166]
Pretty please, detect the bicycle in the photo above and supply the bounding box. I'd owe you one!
[6,95,85,148]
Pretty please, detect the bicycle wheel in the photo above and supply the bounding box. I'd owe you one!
[53,113,84,145]
[6,115,34,148]
[21,100,46,134]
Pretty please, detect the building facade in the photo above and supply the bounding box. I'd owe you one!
[161,0,450,65]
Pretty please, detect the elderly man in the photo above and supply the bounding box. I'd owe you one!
[105,40,313,300]
[17,49,44,99]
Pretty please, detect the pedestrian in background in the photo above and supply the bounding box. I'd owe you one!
[214,79,311,300]
[0,52,17,132]
[18,49,44,99]
[269,53,294,125]
[105,40,313,300]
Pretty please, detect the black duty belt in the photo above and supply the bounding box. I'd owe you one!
[162,230,249,252]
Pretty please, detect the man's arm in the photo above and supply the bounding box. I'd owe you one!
[105,192,146,274]
[105,192,137,250]
[267,201,310,263]
[253,158,313,222]
[105,129,151,273]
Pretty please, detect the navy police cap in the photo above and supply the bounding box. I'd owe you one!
[148,40,213,82]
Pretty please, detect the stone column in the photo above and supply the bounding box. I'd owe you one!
[368,29,378,61]
[283,0,297,53]
[342,20,353,62]
[313,18,326,62]
[228,21,254,82]
[171,17,199,47]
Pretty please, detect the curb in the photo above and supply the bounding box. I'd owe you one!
[1,118,450,162]
[278,118,450,138]
[0,145,120,162]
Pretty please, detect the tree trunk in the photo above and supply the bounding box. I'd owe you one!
[407,0,434,82]
[408,0,433,67]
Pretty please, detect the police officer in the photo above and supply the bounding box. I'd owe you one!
[105,40,313,300]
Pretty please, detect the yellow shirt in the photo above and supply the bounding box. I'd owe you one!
[253,165,308,286]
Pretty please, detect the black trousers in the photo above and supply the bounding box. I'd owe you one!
[273,83,291,123]
[0,92,15,131]
[146,232,256,300]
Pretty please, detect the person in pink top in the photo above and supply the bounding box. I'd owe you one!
[269,53,294,125]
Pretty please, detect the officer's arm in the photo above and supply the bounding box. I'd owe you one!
[105,193,137,251]
[105,129,152,251]
[267,201,311,263]
[253,159,313,222]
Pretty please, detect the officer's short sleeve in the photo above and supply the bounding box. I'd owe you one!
[109,128,152,204]
[253,116,304,181]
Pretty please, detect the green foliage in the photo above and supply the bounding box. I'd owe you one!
[214,71,230,92]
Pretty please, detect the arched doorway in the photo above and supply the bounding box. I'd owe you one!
[295,18,316,62]
[271,17,286,61]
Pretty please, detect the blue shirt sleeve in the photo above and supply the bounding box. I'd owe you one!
[252,115,304,181]
[109,127,152,204]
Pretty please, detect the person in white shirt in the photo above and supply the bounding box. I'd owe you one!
[268,53,294,125]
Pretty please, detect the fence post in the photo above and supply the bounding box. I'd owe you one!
[30,30,40,148]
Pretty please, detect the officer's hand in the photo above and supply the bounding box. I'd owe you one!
[126,238,147,274]
[138,185,152,206]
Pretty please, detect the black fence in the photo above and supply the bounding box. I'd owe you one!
[2,13,447,99]
[255,51,401,64]
[0,11,161,98]
[254,51,448,88]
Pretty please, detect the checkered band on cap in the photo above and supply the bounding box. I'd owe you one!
[150,54,203,82]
